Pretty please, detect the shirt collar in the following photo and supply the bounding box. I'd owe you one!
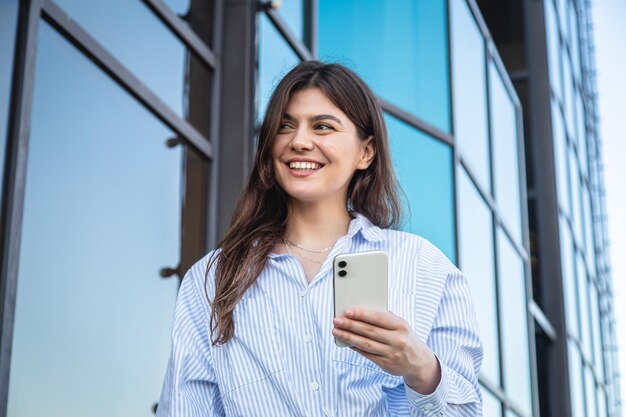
[347,213,386,243]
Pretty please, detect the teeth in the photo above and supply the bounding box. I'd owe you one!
[289,161,321,170]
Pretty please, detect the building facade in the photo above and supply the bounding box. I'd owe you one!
[0,0,618,416]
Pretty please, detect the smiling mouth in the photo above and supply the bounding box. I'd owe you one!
[288,161,323,171]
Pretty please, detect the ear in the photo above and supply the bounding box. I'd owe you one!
[356,136,376,170]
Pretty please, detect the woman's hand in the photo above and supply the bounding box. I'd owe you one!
[332,308,441,395]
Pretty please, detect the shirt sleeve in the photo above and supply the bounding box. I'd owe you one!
[405,268,483,417]
[156,265,224,417]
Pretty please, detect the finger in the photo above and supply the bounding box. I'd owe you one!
[344,308,407,331]
[350,346,385,364]
[332,327,390,355]
[333,317,396,345]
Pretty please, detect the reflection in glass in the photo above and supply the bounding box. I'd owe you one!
[0,0,19,208]
[589,283,603,379]
[489,62,522,244]
[451,0,490,192]
[497,230,532,415]
[164,0,190,15]
[577,254,592,359]
[387,116,456,262]
[569,1,581,82]
[552,100,570,217]
[568,341,586,417]
[258,13,300,122]
[597,388,607,417]
[562,48,575,142]
[585,367,598,417]
[54,0,212,136]
[560,216,579,338]
[457,168,499,385]
[545,0,562,101]
[570,148,583,246]
[576,92,588,178]
[7,22,181,417]
[583,186,594,266]
[318,0,450,133]
[482,386,503,417]
[278,0,304,42]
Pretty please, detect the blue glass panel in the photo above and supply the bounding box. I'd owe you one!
[164,0,189,15]
[589,282,603,379]
[577,254,592,359]
[545,0,562,101]
[576,91,588,178]
[318,0,450,133]
[451,0,490,192]
[482,386,503,417]
[258,13,300,122]
[568,342,586,417]
[562,47,575,142]
[585,367,598,417]
[497,229,532,415]
[6,22,181,417]
[597,388,607,417]
[560,216,579,338]
[54,0,211,136]
[457,168,499,385]
[387,116,456,262]
[0,0,19,209]
[583,186,594,268]
[570,147,583,247]
[552,99,570,218]
[278,0,304,41]
[489,62,522,244]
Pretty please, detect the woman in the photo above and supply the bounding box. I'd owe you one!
[156,61,482,416]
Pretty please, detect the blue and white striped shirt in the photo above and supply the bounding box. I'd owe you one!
[156,214,482,416]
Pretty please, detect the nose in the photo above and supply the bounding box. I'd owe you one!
[290,128,314,151]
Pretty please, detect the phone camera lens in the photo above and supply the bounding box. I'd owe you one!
[338,270,347,277]
[338,261,347,268]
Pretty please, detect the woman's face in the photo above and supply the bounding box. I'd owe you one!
[272,88,374,205]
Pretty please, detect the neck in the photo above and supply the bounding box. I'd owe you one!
[285,200,352,249]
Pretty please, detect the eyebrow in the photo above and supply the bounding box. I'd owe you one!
[282,113,344,127]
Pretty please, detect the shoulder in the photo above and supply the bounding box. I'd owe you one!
[382,229,457,273]
[179,249,222,304]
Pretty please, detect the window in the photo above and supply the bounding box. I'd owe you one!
[451,0,490,192]
[318,0,450,133]
[387,115,456,262]
[6,22,182,416]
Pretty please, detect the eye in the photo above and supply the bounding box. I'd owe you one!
[278,122,293,131]
[314,123,333,131]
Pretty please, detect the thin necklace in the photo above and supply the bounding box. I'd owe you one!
[284,239,324,265]
[284,238,334,253]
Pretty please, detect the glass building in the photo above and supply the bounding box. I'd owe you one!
[0,0,618,416]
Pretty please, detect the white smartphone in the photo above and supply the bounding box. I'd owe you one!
[333,250,388,347]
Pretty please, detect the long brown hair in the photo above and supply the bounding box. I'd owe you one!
[207,61,401,345]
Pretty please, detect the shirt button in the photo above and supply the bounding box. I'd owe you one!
[304,334,312,343]
[310,382,319,391]
[300,289,307,297]
[423,403,434,410]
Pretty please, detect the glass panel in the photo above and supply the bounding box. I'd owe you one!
[451,0,490,191]
[318,0,450,133]
[552,99,570,217]
[497,230,532,415]
[597,388,607,417]
[164,0,189,15]
[569,1,581,82]
[0,0,19,208]
[387,116,456,262]
[589,282,604,380]
[545,0,562,101]
[558,0,568,40]
[278,0,304,41]
[457,168,499,385]
[54,0,212,136]
[576,91,588,178]
[489,62,522,244]
[585,368,598,417]
[258,13,300,122]
[583,186,595,267]
[570,148,583,246]
[7,21,181,417]
[482,386,503,417]
[568,342,586,417]
[577,254,592,359]
[560,216,579,338]
[562,48,575,143]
